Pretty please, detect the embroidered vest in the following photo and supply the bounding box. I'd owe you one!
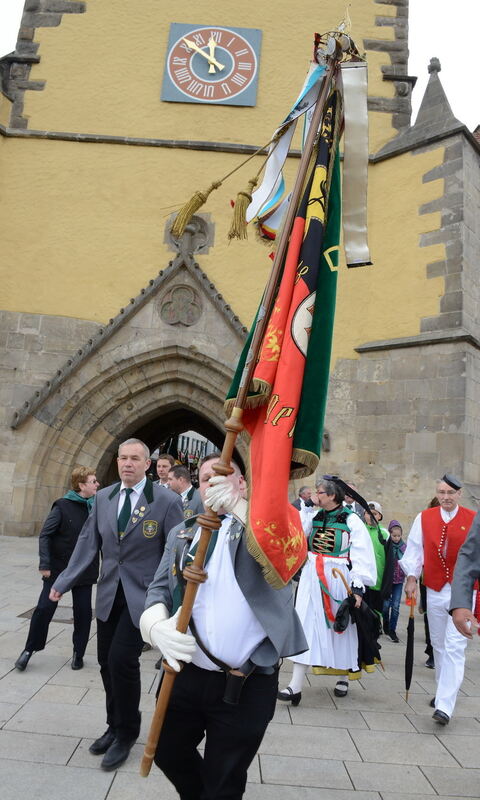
[309,506,351,557]
[422,505,476,591]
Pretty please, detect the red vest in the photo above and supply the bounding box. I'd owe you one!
[422,505,476,591]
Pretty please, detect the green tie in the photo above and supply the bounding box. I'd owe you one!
[117,488,134,536]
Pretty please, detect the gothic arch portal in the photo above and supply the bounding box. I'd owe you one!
[15,346,244,533]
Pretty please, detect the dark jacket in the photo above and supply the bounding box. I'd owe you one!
[39,498,99,585]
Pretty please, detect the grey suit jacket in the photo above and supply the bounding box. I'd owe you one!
[182,486,203,520]
[450,511,480,611]
[53,479,183,627]
[145,517,308,668]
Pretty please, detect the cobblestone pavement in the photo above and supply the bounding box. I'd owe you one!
[1,536,480,800]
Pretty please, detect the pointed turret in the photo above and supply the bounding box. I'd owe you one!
[375,58,464,159]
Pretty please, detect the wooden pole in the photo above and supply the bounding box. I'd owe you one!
[140,41,342,778]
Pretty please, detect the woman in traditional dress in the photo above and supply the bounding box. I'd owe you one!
[278,477,376,703]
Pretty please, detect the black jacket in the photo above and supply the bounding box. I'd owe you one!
[38,498,99,585]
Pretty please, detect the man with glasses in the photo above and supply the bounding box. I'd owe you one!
[15,466,100,672]
[402,474,476,724]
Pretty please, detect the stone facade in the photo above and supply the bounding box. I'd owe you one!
[1,237,248,536]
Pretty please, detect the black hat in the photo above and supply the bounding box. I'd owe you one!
[441,473,462,491]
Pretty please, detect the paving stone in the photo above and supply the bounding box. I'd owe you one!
[438,733,480,766]
[33,684,88,704]
[4,699,105,737]
[360,711,417,731]
[258,723,360,761]
[345,761,435,794]
[289,707,368,729]
[407,713,480,735]
[0,760,114,800]
[422,765,480,797]
[286,684,336,708]
[107,769,178,799]
[381,795,461,800]
[259,753,353,789]
[350,729,456,766]
[243,787,379,800]
[0,701,20,724]
[330,688,410,712]
[0,729,79,764]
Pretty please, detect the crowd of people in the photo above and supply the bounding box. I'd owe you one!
[13,447,480,798]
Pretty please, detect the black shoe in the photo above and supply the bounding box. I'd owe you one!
[429,697,436,708]
[89,728,116,755]
[101,738,136,771]
[277,687,302,706]
[14,650,32,671]
[432,709,450,725]
[425,655,435,669]
[389,631,399,643]
[334,679,349,697]
[71,652,84,670]
[383,620,390,635]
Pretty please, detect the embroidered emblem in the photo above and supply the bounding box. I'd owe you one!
[184,509,194,518]
[143,520,158,538]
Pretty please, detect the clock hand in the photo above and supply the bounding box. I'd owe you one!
[182,37,225,72]
[207,36,219,74]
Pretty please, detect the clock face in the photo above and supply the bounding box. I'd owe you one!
[162,24,262,106]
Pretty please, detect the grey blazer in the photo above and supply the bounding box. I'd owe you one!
[182,486,203,520]
[450,511,480,611]
[145,517,308,667]
[53,479,183,627]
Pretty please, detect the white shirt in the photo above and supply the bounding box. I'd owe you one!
[181,485,193,502]
[189,515,267,671]
[117,477,147,518]
[400,505,459,580]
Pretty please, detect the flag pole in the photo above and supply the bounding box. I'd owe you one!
[140,38,343,778]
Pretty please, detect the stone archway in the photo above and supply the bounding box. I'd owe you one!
[15,346,245,533]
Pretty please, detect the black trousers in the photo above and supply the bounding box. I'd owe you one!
[154,662,279,800]
[96,582,144,742]
[25,576,93,657]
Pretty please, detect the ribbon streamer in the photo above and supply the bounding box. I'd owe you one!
[340,61,372,267]
[246,63,327,223]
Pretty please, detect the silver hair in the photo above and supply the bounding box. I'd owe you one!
[118,438,150,459]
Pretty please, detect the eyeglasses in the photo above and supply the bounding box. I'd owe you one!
[86,478,99,485]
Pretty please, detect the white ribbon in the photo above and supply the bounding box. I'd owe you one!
[340,61,372,266]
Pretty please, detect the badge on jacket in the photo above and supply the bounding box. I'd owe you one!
[143,520,158,538]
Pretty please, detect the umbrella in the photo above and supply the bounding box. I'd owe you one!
[405,597,416,701]
[332,568,383,672]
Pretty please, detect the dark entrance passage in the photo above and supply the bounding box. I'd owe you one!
[101,405,245,486]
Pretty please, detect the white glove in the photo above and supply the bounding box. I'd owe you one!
[205,475,240,512]
[205,475,248,525]
[139,603,196,672]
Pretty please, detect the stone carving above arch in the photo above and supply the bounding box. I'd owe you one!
[11,251,247,429]
[159,284,202,326]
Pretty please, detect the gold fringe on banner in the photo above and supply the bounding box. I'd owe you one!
[170,181,222,239]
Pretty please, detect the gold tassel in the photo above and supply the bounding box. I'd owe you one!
[227,177,259,241]
[170,180,222,239]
